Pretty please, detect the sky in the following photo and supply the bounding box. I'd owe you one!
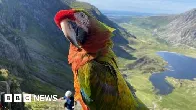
[77,0,196,14]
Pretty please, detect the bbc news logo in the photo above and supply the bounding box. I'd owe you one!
[4,94,58,102]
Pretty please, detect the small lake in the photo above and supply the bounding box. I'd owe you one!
[150,51,196,95]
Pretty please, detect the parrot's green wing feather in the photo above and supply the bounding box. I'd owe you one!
[78,60,119,110]
[77,59,148,110]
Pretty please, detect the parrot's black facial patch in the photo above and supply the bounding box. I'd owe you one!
[76,26,88,44]
[68,21,88,45]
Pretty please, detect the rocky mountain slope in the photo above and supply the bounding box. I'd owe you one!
[0,0,135,95]
[159,9,196,47]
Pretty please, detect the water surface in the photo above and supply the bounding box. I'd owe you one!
[150,51,196,95]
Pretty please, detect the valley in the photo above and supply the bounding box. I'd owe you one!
[112,14,196,109]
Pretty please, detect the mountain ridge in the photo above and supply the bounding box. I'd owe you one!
[158,8,196,48]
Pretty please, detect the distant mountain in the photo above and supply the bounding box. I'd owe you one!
[101,10,155,17]
[159,9,196,47]
[0,0,135,95]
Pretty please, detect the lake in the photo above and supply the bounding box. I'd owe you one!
[150,51,196,95]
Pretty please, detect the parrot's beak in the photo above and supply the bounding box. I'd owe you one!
[61,20,82,49]
[67,34,81,49]
[67,21,82,49]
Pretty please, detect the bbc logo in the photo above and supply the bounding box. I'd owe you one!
[4,94,31,102]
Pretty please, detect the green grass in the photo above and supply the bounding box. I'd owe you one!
[25,100,65,110]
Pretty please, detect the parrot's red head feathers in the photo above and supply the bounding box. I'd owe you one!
[54,9,76,29]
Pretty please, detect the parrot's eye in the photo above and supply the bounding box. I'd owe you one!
[80,13,85,18]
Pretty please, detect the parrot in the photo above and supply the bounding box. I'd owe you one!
[54,9,148,110]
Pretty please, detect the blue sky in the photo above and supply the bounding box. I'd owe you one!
[77,0,196,14]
